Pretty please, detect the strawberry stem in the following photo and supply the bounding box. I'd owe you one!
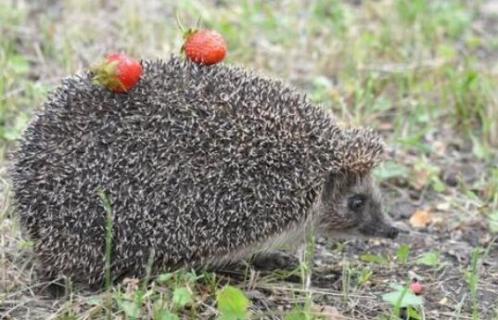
[91,60,125,92]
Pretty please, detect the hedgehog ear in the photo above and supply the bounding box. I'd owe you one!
[338,128,385,175]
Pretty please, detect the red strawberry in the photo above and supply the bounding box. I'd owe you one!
[183,29,227,65]
[92,53,143,93]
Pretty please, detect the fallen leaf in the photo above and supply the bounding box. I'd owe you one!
[409,209,433,228]
[412,170,430,190]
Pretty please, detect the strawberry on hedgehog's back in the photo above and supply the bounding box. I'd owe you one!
[11,56,382,286]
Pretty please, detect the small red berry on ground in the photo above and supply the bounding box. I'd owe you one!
[410,281,424,295]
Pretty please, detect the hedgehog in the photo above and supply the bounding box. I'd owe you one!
[11,56,399,287]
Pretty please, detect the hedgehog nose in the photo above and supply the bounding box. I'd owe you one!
[386,227,399,239]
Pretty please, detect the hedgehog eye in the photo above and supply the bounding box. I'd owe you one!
[348,194,366,211]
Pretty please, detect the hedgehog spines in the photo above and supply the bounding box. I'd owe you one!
[11,56,384,285]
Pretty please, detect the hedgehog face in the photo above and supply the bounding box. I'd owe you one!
[316,173,399,239]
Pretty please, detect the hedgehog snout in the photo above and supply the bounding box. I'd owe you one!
[374,220,401,239]
[356,216,400,239]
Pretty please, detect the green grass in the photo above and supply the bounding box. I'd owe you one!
[1,0,498,319]
[465,248,483,320]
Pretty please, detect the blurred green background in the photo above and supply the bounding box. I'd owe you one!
[1,0,497,151]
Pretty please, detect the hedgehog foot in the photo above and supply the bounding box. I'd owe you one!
[34,277,67,298]
[45,281,66,298]
[250,250,300,271]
